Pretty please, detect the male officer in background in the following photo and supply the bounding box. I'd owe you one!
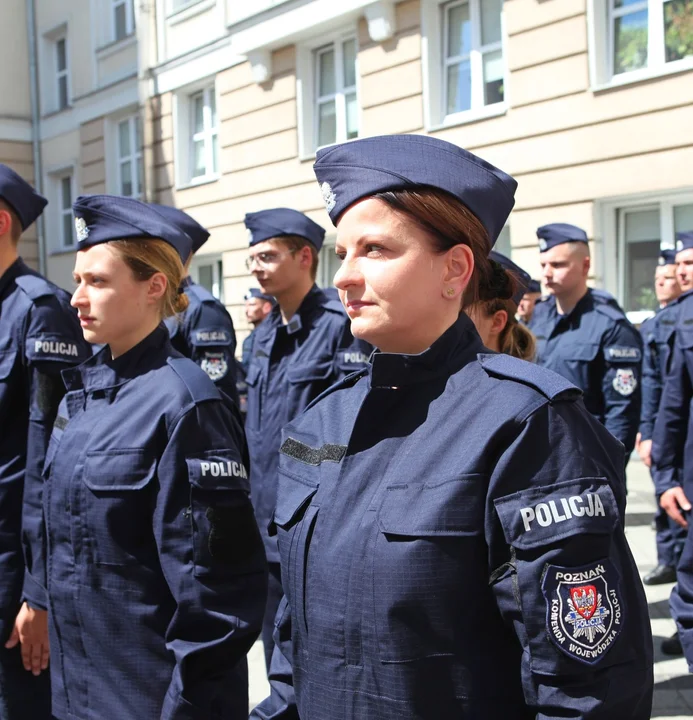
[517,278,541,325]
[241,288,275,374]
[155,204,239,406]
[243,208,371,672]
[529,223,642,459]
[0,165,91,718]
[638,249,685,586]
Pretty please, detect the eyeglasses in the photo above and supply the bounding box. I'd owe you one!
[245,249,297,271]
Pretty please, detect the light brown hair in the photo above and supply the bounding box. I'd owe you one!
[272,235,319,281]
[476,296,536,361]
[110,238,189,319]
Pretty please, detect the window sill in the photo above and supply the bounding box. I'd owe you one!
[427,102,508,133]
[592,57,693,94]
[176,173,220,191]
[167,0,216,25]
[95,34,137,61]
[42,105,72,120]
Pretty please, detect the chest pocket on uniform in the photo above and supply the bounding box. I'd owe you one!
[374,476,486,663]
[286,359,334,384]
[82,449,157,567]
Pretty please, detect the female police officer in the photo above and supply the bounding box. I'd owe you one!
[252,135,653,719]
[466,251,536,360]
[42,195,266,720]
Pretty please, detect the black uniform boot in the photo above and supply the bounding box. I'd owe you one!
[661,632,683,656]
[643,564,677,585]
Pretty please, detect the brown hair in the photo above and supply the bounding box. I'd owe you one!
[272,235,319,280]
[110,238,189,319]
[0,199,22,244]
[372,188,499,306]
[475,296,536,361]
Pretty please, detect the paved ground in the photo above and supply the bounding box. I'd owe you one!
[248,458,693,716]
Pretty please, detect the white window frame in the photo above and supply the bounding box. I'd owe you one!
[596,188,693,322]
[588,0,693,89]
[168,0,205,17]
[113,0,135,42]
[422,0,507,131]
[296,27,360,160]
[190,254,224,301]
[318,237,340,289]
[116,115,143,199]
[55,35,70,111]
[54,171,75,251]
[173,80,220,188]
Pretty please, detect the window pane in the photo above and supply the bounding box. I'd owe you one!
[614,0,647,7]
[613,10,649,75]
[57,39,66,71]
[664,0,693,63]
[137,158,143,196]
[63,213,74,247]
[674,204,693,233]
[61,177,72,209]
[121,161,133,196]
[115,3,127,41]
[318,49,336,96]
[447,2,471,59]
[345,92,359,140]
[209,90,217,127]
[624,208,660,312]
[198,264,214,293]
[343,39,357,88]
[483,49,504,104]
[480,0,502,46]
[317,100,337,147]
[135,118,142,149]
[495,226,511,256]
[446,61,471,114]
[192,139,206,177]
[192,94,204,133]
[118,119,131,158]
[211,134,219,174]
[59,76,68,109]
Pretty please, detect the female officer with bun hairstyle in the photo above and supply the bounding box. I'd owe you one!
[252,135,653,720]
[466,251,536,360]
[42,196,267,720]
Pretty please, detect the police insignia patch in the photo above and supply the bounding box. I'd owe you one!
[677,240,684,252]
[542,559,623,665]
[612,368,637,396]
[539,238,548,252]
[200,352,228,381]
[75,217,89,242]
[321,182,336,213]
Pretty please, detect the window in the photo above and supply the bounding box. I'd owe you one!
[318,239,341,289]
[191,256,224,301]
[56,37,69,110]
[442,0,504,117]
[57,174,74,249]
[189,87,218,181]
[113,0,135,42]
[494,225,511,256]
[117,116,143,198]
[314,38,359,149]
[607,0,693,79]
[170,0,203,14]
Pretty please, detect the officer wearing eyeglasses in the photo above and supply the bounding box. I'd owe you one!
[243,208,371,673]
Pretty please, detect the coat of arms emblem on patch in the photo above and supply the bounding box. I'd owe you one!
[200,352,228,381]
[542,559,623,665]
[612,368,637,396]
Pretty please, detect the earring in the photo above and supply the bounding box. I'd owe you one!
[446,288,455,297]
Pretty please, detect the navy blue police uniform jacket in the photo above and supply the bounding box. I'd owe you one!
[43,325,267,720]
[529,290,642,456]
[0,258,90,639]
[241,328,256,375]
[244,285,371,564]
[165,277,239,406]
[251,313,654,720]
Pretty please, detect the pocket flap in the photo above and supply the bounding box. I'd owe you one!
[245,364,261,387]
[378,476,485,537]
[83,449,157,491]
[186,450,250,492]
[494,478,618,550]
[0,350,17,381]
[287,360,334,383]
[678,327,693,350]
[566,343,600,362]
[274,471,319,528]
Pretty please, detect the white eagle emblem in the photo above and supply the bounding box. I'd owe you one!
[200,352,228,382]
[321,182,336,213]
[677,240,684,252]
[612,368,637,396]
[75,217,89,242]
[539,238,548,252]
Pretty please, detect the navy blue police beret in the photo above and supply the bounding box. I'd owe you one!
[312,134,516,247]
[658,248,677,266]
[245,208,326,251]
[536,223,588,252]
[72,195,193,262]
[0,164,48,231]
[244,288,276,304]
[151,204,209,255]
[489,251,532,305]
[676,231,693,254]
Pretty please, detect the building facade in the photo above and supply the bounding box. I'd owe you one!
[7,0,693,332]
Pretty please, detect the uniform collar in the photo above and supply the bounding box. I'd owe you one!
[0,257,26,298]
[369,313,485,388]
[545,290,593,320]
[62,324,171,393]
[266,284,325,335]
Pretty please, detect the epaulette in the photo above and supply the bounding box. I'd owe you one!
[185,282,216,305]
[15,274,56,301]
[594,302,627,323]
[478,353,581,402]
[167,357,221,403]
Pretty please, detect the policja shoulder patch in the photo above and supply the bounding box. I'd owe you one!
[541,558,623,665]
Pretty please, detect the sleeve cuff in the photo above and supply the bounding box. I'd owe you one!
[652,467,681,497]
[22,571,48,611]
